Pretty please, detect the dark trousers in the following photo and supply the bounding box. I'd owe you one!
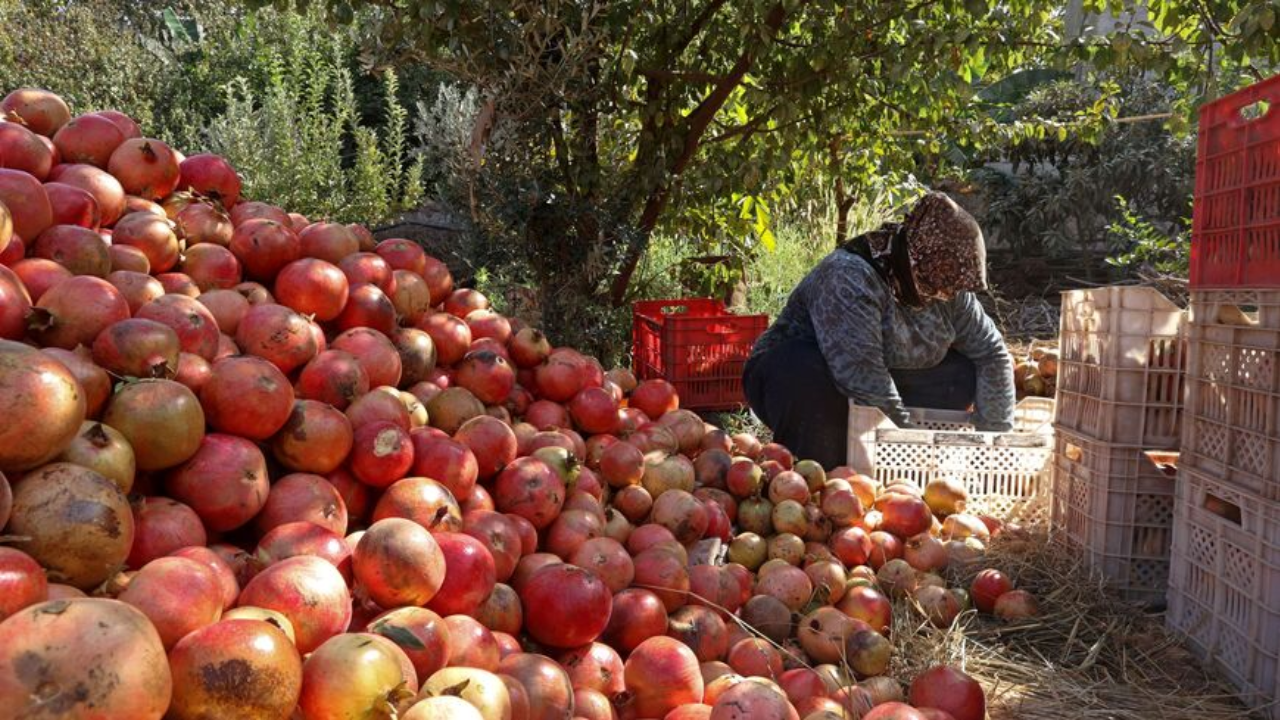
[743,340,977,469]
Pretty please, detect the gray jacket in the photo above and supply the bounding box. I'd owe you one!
[750,249,1015,430]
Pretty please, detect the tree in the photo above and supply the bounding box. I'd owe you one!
[267,0,1278,353]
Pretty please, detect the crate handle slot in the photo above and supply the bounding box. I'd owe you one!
[1063,442,1083,462]
[1230,98,1273,127]
[1201,491,1243,527]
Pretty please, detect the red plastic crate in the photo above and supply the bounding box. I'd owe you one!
[631,299,768,412]
[1191,73,1280,288]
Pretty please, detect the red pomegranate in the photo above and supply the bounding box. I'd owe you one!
[256,472,348,536]
[235,303,318,374]
[118,556,223,649]
[625,636,704,717]
[339,252,397,295]
[11,258,71,303]
[0,548,47,621]
[332,327,403,389]
[426,532,497,617]
[33,223,111,276]
[199,355,294,439]
[0,168,53,242]
[410,434,478,501]
[631,378,679,419]
[497,653,574,720]
[107,138,181,200]
[29,274,128,350]
[258,521,353,581]
[167,433,270,532]
[0,598,171,719]
[49,163,124,225]
[177,153,242,207]
[368,607,452,681]
[237,555,352,654]
[125,496,207,569]
[418,312,472,366]
[43,181,100,228]
[167,618,301,719]
[334,283,397,336]
[0,122,54,179]
[168,545,240,611]
[229,219,301,282]
[53,113,126,168]
[350,421,414,488]
[353,517,446,608]
[297,350,370,410]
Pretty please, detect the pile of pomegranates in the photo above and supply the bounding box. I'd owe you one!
[0,87,1035,720]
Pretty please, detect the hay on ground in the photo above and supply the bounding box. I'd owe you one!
[889,530,1262,719]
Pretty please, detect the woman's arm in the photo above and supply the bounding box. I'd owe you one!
[950,292,1016,431]
[809,261,912,427]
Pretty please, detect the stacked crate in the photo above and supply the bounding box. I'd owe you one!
[1166,74,1280,720]
[1049,286,1184,605]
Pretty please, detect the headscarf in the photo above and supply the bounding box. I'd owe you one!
[901,192,988,300]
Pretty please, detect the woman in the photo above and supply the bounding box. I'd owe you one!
[743,191,1015,469]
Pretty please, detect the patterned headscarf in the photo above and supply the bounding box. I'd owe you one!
[902,192,988,300]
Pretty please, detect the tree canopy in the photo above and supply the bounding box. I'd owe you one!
[258,0,1278,343]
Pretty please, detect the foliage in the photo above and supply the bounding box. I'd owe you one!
[279,0,1276,341]
[0,0,174,131]
[969,76,1197,268]
[1105,195,1191,278]
[0,1,429,226]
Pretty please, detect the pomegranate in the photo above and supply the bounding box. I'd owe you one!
[393,327,437,386]
[297,350,370,409]
[710,679,798,720]
[166,432,269,532]
[332,282,396,335]
[350,421,414,488]
[993,589,1039,620]
[238,555,352,654]
[353,517,446,607]
[602,587,669,653]
[230,200,290,227]
[271,399,355,474]
[473,582,523,635]
[496,653,574,720]
[49,163,125,225]
[235,303,318,373]
[368,606,452,680]
[332,327,403,389]
[0,598,171,719]
[107,138,181,199]
[392,269,433,324]
[455,350,516,405]
[423,532,496,617]
[970,569,1014,614]
[493,456,566,529]
[28,275,127,350]
[0,548,47,621]
[0,168,53,241]
[176,153,242,207]
[844,627,893,679]
[632,546,691,612]
[34,223,112,277]
[0,265,30,341]
[54,421,135,492]
[175,201,233,248]
[419,312,472,366]
[624,636,704,717]
[90,317,178,379]
[167,618,301,719]
[445,615,501,671]
[102,378,205,470]
[668,605,730,663]
[0,340,87,471]
[298,632,415,719]
[124,496,206,568]
[169,546,239,611]
[256,472,348,536]
[349,387,414,431]
[8,463,133,589]
[2,89,71,135]
[104,270,160,313]
[339,252,396,294]
[0,120,55,178]
[44,181,100,228]
[518,563,612,648]
[411,434,478,501]
[53,113,126,168]
[570,536,634,593]
[118,556,223,649]
[836,586,893,635]
[372,476,463,532]
[230,219,300,281]
[557,642,626,696]
[197,354,295,439]
[652,488,710,544]
[418,667,512,720]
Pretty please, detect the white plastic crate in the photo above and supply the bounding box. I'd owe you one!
[1167,468,1280,719]
[846,398,1054,524]
[1054,286,1186,448]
